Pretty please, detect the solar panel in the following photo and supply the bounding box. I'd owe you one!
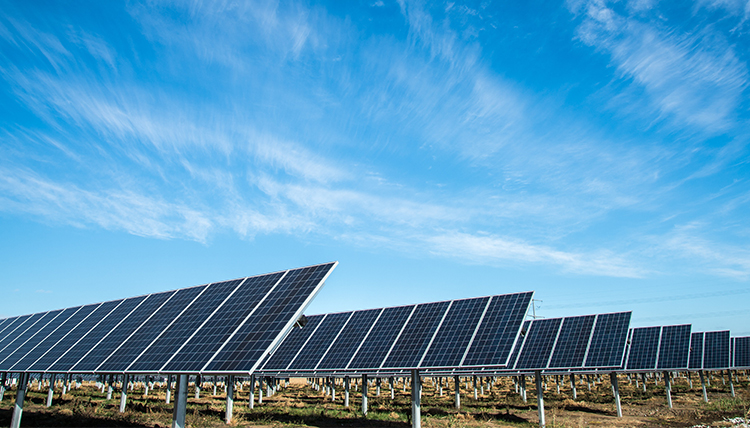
[348,305,415,370]
[316,309,381,370]
[507,320,530,369]
[420,297,490,368]
[382,301,450,369]
[547,315,596,369]
[263,315,325,370]
[584,312,631,369]
[689,332,704,370]
[202,262,336,373]
[462,292,534,367]
[703,330,730,370]
[625,327,660,371]
[734,337,750,369]
[0,310,64,368]
[0,307,80,371]
[0,313,48,357]
[0,316,21,340]
[656,324,691,370]
[98,286,204,373]
[286,312,350,371]
[514,318,562,370]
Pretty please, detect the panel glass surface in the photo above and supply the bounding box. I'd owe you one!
[625,327,660,371]
[204,263,336,372]
[657,324,691,370]
[383,301,450,369]
[263,315,324,370]
[0,314,45,356]
[317,309,381,370]
[128,280,242,372]
[0,307,79,371]
[689,332,704,369]
[462,292,534,367]
[347,305,415,370]
[584,312,631,368]
[162,273,284,372]
[508,320,531,369]
[48,297,144,372]
[420,297,489,368]
[288,312,350,370]
[11,304,100,372]
[99,288,205,372]
[703,330,730,370]
[548,315,596,369]
[734,337,750,368]
[0,317,21,340]
[515,317,562,370]
[0,311,62,366]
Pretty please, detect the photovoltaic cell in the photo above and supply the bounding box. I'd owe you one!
[0,314,45,356]
[316,309,381,370]
[383,301,450,369]
[0,307,79,371]
[584,312,631,368]
[0,311,63,367]
[203,263,336,372]
[348,305,414,370]
[657,324,691,370]
[515,318,562,370]
[689,332,704,370]
[98,288,195,372]
[548,315,596,369]
[507,321,531,369]
[11,304,100,372]
[288,312,351,370]
[164,273,286,372]
[703,330,730,370]
[625,327,660,371]
[462,292,534,367]
[420,297,489,369]
[734,337,750,369]
[263,315,325,370]
[0,316,20,339]
[128,280,242,372]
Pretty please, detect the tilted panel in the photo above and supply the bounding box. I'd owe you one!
[127,280,242,372]
[12,304,100,372]
[347,305,414,370]
[163,273,286,372]
[73,291,176,372]
[0,311,61,366]
[689,332,704,370]
[317,309,381,370]
[420,297,489,369]
[462,292,534,367]
[657,324,691,370]
[734,337,750,369]
[383,301,450,369]
[584,312,631,369]
[703,330,730,370]
[625,327,661,371]
[548,315,596,369]
[288,312,351,370]
[508,320,531,369]
[0,314,44,357]
[0,317,22,341]
[99,286,204,372]
[515,317,562,370]
[203,262,336,372]
[0,307,79,371]
[263,315,324,371]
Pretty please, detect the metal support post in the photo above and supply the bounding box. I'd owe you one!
[107,375,113,400]
[699,371,708,402]
[411,369,421,428]
[213,376,218,396]
[331,377,336,401]
[390,376,395,399]
[536,371,545,428]
[473,375,478,400]
[166,375,172,404]
[664,371,672,409]
[454,375,460,409]
[344,376,350,408]
[362,374,368,416]
[225,375,234,424]
[728,370,735,397]
[521,375,527,403]
[11,372,29,428]
[249,375,255,409]
[172,374,188,428]
[120,375,129,413]
[1,372,6,402]
[610,372,622,418]
[194,375,201,399]
[258,378,263,404]
[570,374,577,400]
[46,374,56,407]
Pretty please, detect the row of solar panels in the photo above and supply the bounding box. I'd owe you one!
[0,263,337,374]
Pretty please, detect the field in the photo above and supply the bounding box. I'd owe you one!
[0,373,748,427]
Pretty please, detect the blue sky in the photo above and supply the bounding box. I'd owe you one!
[1,0,748,336]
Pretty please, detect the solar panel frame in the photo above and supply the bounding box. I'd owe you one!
[419,296,490,369]
[316,309,382,370]
[382,301,451,369]
[583,312,632,369]
[624,326,661,371]
[733,337,750,369]
[656,324,691,370]
[514,318,563,370]
[703,330,730,370]
[547,315,596,369]
[689,332,704,370]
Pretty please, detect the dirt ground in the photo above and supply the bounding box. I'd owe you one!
[0,373,748,427]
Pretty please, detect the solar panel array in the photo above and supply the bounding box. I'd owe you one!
[687,331,731,370]
[507,312,632,372]
[0,262,337,374]
[260,292,534,373]
[733,337,750,369]
[623,324,691,371]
